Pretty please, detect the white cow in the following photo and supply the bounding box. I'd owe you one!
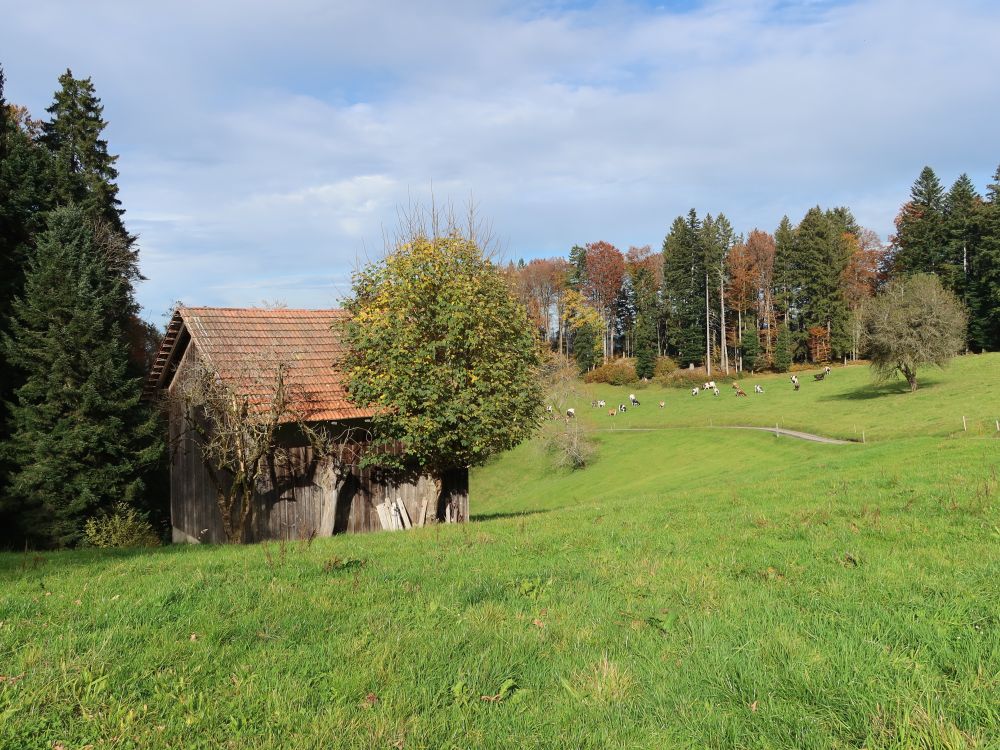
[691,387,700,397]
[566,408,576,418]
[754,384,764,394]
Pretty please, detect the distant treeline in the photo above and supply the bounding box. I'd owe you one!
[0,66,165,549]
[504,167,1000,376]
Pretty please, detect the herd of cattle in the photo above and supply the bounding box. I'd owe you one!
[549,366,833,419]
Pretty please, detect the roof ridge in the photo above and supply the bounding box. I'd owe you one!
[180,306,345,313]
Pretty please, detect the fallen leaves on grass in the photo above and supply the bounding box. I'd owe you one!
[480,678,518,703]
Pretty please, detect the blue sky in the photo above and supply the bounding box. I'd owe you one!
[3,0,999,324]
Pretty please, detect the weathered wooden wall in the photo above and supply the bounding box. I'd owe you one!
[167,342,469,544]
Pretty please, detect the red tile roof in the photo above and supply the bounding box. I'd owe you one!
[144,306,372,422]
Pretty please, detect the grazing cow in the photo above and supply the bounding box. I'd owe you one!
[754,384,764,394]
[618,404,628,413]
[591,400,597,408]
[629,394,640,406]
[790,374,800,392]
[597,399,606,408]
[566,408,576,418]
[608,408,617,417]
[658,400,665,408]
[824,365,832,375]
[735,387,748,397]
[691,387,700,397]
[713,387,720,396]
[546,405,554,414]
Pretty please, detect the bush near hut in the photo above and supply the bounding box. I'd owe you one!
[83,503,160,549]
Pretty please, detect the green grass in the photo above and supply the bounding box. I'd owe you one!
[573,353,1000,441]
[2,355,1000,748]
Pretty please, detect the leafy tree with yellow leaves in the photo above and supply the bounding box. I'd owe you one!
[342,219,542,519]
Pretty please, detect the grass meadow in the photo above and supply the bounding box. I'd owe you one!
[1,355,999,748]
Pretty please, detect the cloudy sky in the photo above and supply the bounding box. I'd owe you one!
[3,0,999,323]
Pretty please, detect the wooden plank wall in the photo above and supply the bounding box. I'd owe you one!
[169,417,470,543]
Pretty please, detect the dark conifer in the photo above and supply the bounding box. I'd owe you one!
[892,166,946,276]
[0,67,55,544]
[662,210,706,366]
[4,207,159,548]
[971,166,1000,350]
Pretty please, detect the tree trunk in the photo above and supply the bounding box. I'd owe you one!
[705,272,711,376]
[719,270,728,375]
[904,366,918,392]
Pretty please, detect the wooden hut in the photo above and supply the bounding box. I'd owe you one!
[144,306,468,543]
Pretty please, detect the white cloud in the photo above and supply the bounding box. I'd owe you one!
[2,0,998,318]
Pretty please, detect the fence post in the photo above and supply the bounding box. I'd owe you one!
[963,416,967,432]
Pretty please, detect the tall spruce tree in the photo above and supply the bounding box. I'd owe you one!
[40,71,131,241]
[632,265,658,378]
[0,67,55,545]
[39,70,146,361]
[777,207,853,359]
[740,326,762,372]
[971,165,1000,350]
[662,210,706,366]
[4,207,159,548]
[773,215,797,323]
[942,174,981,344]
[892,166,946,276]
[773,324,793,372]
[572,322,599,373]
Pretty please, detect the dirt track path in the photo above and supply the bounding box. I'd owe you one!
[716,425,853,444]
[593,425,854,444]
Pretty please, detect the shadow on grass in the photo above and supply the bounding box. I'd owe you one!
[471,509,555,523]
[821,377,942,401]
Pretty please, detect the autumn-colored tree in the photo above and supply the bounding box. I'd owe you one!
[582,241,625,360]
[841,227,883,360]
[343,218,542,519]
[561,288,603,371]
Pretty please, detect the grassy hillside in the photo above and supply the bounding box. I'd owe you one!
[570,353,1000,441]
[2,356,999,748]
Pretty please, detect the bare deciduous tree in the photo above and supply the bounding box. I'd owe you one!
[167,353,366,543]
[170,355,293,542]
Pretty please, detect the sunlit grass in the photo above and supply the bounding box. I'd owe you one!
[1,355,998,748]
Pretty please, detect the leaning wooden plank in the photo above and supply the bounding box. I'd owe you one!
[375,500,394,531]
[394,497,412,529]
[416,497,428,527]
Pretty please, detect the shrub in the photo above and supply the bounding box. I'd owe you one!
[544,421,597,471]
[583,358,638,385]
[653,356,678,378]
[83,503,161,549]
